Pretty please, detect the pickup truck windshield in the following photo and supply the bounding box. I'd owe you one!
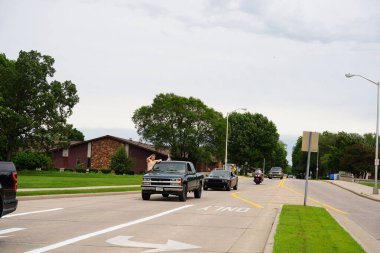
[153,162,186,173]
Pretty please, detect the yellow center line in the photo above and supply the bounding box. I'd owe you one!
[280,180,348,215]
[230,191,264,209]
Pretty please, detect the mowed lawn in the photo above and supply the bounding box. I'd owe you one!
[274,205,364,253]
[18,171,143,188]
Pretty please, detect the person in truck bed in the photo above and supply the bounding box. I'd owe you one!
[146,154,162,173]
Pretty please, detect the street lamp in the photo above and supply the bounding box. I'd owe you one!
[345,73,379,194]
[225,108,247,171]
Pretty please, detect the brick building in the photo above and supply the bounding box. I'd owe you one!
[51,135,168,174]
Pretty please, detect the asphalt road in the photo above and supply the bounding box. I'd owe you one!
[1,177,379,253]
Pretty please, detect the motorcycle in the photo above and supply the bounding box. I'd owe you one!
[253,170,264,185]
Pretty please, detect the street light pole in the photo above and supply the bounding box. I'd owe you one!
[225,108,247,170]
[345,73,379,194]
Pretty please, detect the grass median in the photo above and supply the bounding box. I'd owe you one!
[17,171,143,196]
[18,171,143,188]
[274,205,364,253]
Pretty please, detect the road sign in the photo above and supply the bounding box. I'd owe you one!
[375,159,379,166]
[301,131,319,206]
[301,131,319,152]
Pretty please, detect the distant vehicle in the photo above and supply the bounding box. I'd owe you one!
[287,174,295,179]
[141,161,203,202]
[203,169,238,191]
[268,167,284,179]
[0,162,18,218]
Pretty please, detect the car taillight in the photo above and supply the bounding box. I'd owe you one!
[12,172,17,192]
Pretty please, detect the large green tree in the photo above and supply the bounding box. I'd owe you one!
[227,112,283,170]
[132,93,225,164]
[0,51,79,160]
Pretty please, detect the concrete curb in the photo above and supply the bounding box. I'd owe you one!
[324,181,380,202]
[18,190,140,201]
[263,206,282,253]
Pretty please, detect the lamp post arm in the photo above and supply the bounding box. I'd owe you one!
[352,74,379,86]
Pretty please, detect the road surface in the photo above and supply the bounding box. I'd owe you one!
[1,177,379,253]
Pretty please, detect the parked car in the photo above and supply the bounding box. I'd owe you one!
[141,161,203,202]
[268,167,284,179]
[0,162,18,218]
[203,169,238,191]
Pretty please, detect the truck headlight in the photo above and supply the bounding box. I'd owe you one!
[142,178,151,186]
[170,178,182,186]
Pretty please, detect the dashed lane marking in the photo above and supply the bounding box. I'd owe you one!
[4,208,64,218]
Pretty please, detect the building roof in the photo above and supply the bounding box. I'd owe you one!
[52,135,169,156]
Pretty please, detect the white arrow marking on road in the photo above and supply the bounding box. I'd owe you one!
[107,235,201,252]
[0,228,26,237]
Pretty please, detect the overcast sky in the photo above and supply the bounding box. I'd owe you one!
[1,0,380,163]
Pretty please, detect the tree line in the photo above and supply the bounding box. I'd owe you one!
[133,93,288,172]
[292,131,376,178]
[1,50,287,172]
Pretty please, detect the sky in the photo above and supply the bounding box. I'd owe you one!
[1,0,380,164]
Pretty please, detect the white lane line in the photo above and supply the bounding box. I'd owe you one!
[4,208,64,218]
[0,228,26,235]
[24,205,193,253]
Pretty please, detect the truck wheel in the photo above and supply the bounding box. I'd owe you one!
[162,193,169,197]
[194,184,202,198]
[179,185,187,202]
[233,183,238,190]
[142,193,151,200]
[203,185,208,190]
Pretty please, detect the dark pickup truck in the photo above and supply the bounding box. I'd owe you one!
[0,162,18,218]
[141,161,204,202]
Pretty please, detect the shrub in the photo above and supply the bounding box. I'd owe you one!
[109,145,133,175]
[13,151,52,171]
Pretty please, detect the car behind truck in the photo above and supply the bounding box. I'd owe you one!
[0,162,18,218]
[141,161,203,202]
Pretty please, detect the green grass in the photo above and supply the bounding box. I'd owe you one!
[17,187,141,196]
[274,205,364,253]
[359,182,380,189]
[18,171,143,188]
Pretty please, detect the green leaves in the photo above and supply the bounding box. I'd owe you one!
[110,145,133,175]
[228,112,284,169]
[0,50,79,159]
[132,93,224,164]
[292,131,375,178]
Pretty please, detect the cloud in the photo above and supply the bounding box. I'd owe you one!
[126,0,380,43]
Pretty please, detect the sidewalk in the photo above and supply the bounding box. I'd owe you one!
[18,185,141,192]
[326,180,380,202]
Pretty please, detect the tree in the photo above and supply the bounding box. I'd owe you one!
[0,51,79,159]
[66,125,85,141]
[227,112,281,170]
[340,144,373,177]
[291,131,375,178]
[109,145,133,175]
[132,93,225,165]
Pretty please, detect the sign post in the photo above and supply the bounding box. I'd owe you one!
[301,131,319,206]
